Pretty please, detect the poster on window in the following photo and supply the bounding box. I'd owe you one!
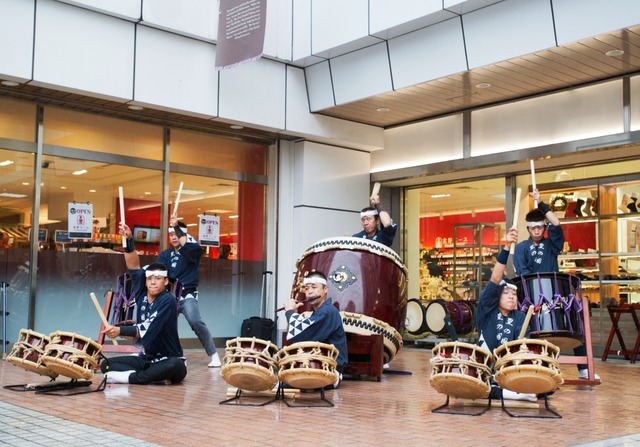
[214,0,266,70]
[68,202,93,239]
[199,215,220,247]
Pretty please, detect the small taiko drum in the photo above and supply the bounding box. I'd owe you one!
[340,311,403,364]
[6,329,58,378]
[424,299,475,337]
[277,341,339,390]
[40,331,103,380]
[292,237,408,341]
[430,341,494,400]
[493,339,563,395]
[220,337,279,392]
[405,298,430,339]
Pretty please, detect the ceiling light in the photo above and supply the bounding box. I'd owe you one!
[144,191,151,195]
[0,192,27,198]
[128,105,144,111]
[89,189,96,193]
[229,215,239,219]
[22,182,29,186]
[475,83,491,89]
[1,80,19,87]
[177,188,206,196]
[431,193,450,198]
[605,49,624,57]
[230,125,244,130]
[0,160,14,166]
[72,169,88,175]
[60,186,67,189]
[376,107,390,113]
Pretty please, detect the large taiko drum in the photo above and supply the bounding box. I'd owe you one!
[220,337,280,392]
[293,237,408,339]
[424,299,475,336]
[493,339,563,395]
[6,329,59,378]
[514,273,585,350]
[430,341,494,400]
[277,341,339,390]
[41,331,102,380]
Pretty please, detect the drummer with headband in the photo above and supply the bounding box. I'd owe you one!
[100,223,187,385]
[353,193,397,247]
[476,226,537,402]
[513,188,600,381]
[282,271,348,389]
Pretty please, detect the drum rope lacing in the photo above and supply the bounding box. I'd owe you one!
[517,272,584,335]
[341,315,402,352]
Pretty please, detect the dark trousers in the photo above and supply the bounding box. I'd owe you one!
[101,355,187,384]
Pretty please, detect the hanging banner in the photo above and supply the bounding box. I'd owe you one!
[199,215,220,247]
[68,202,93,239]
[215,0,266,70]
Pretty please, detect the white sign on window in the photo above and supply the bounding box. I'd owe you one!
[68,202,93,239]
[199,215,220,247]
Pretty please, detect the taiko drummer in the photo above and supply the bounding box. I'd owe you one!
[282,271,348,389]
[475,227,537,402]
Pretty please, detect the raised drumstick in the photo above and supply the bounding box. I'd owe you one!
[530,159,538,207]
[91,292,118,345]
[118,186,126,247]
[509,187,522,254]
[174,181,184,215]
[518,305,535,339]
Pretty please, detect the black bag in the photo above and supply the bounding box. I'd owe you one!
[241,316,275,343]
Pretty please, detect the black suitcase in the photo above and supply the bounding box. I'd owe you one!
[241,316,275,343]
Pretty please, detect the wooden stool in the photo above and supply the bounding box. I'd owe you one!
[343,333,383,381]
[601,304,640,364]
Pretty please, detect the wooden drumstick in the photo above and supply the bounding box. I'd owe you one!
[174,181,184,215]
[371,182,381,197]
[509,187,522,254]
[90,292,118,345]
[118,186,126,247]
[530,159,538,207]
[518,305,535,339]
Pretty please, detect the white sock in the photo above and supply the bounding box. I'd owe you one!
[106,370,134,384]
[502,389,537,402]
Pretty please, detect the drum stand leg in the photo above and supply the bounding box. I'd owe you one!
[4,376,100,396]
[282,384,334,408]
[500,395,561,419]
[431,395,492,416]
[219,386,280,406]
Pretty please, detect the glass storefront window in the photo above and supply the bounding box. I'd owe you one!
[171,128,266,176]
[43,107,164,160]
[0,97,36,142]
[0,148,34,340]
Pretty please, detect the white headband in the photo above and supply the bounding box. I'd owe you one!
[303,277,327,285]
[145,269,168,278]
[360,210,378,218]
[168,227,187,234]
[499,279,517,291]
[526,221,546,228]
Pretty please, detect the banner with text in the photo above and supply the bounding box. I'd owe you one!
[215,0,266,70]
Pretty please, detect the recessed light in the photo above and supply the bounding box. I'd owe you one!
[144,191,151,195]
[431,194,451,199]
[89,189,96,193]
[230,125,244,130]
[376,107,390,113]
[128,105,144,111]
[1,80,20,87]
[605,49,624,57]
[0,160,14,166]
[60,186,67,189]
[476,83,491,89]
[72,169,88,175]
